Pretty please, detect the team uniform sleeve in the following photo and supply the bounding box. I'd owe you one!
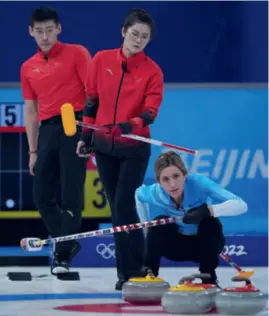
[195,174,248,217]
[74,45,92,94]
[82,52,101,126]
[135,186,151,223]
[20,64,37,100]
[128,66,164,132]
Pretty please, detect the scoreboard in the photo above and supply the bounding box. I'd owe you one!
[0,103,25,128]
[0,102,111,218]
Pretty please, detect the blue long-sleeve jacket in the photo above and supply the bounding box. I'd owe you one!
[135,173,247,235]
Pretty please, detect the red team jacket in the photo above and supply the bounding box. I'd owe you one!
[83,48,164,157]
[20,41,91,121]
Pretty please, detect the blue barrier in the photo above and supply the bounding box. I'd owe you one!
[0,247,49,257]
[1,233,266,267]
[63,235,268,268]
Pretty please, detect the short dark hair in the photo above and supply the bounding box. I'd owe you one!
[30,6,59,27]
[123,8,155,35]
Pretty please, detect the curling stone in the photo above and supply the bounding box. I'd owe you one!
[215,276,267,315]
[122,271,170,304]
[190,273,222,305]
[161,274,215,314]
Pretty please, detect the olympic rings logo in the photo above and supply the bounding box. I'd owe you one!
[96,243,115,259]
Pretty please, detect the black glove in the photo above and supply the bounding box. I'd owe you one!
[79,130,94,156]
[182,203,211,225]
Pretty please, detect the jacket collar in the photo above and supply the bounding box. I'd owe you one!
[37,41,63,59]
[156,184,173,205]
[117,47,146,71]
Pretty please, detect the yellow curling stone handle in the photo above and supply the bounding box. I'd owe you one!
[169,284,204,291]
[129,274,165,283]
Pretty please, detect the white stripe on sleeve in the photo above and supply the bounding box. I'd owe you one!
[212,199,248,217]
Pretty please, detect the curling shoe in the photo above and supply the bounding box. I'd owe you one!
[51,253,69,275]
[115,267,149,291]
[200,270,222,289]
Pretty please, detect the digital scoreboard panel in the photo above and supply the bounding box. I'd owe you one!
[0,103,111,218]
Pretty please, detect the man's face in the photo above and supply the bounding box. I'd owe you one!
[29,20,61,53]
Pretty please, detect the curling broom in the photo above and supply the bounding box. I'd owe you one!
[20,216,183,251]
[60,103,198,155]
[20,214,255,278]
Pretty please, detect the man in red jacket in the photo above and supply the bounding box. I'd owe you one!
[21,6,91,275]
[77,8,164,290]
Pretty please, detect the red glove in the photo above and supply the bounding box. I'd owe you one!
[105,117,146,137]
[105,122,133,137]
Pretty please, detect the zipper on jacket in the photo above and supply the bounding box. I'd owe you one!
[113,62,128,123]
[44,55,49,72]
[110,62,127,151]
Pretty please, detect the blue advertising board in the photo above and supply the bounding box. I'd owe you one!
[66,234,268,268]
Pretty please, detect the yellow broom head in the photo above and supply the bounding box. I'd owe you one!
[61,103,77,136]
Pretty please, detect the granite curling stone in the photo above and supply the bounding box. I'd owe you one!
[215,276,267,315]
[161,274,214,314]
[190,273,222,306]
[122,271,170,304]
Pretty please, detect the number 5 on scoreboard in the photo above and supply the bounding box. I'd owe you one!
[0,104,22,126]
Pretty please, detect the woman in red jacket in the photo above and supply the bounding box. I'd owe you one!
[77,8,164,290]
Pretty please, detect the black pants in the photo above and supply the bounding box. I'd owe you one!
[33,122,87,256]
[95,152,149,279]
[145,215,225,277]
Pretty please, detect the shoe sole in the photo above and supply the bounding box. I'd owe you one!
[52,266,69,274]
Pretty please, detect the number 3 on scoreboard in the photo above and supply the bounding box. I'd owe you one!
[0,104,22,126]
[92,177,107,209]
[83,170,111,217]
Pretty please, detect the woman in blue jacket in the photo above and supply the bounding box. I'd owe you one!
[135,151,247,285]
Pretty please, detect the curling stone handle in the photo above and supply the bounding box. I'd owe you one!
[178,273,212,285]
[232,276,251,285]
[192,273,212,281]
[178,275,196,284]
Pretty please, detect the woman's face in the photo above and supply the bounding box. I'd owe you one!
[122,23,151,55]
[159,166,186,200]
